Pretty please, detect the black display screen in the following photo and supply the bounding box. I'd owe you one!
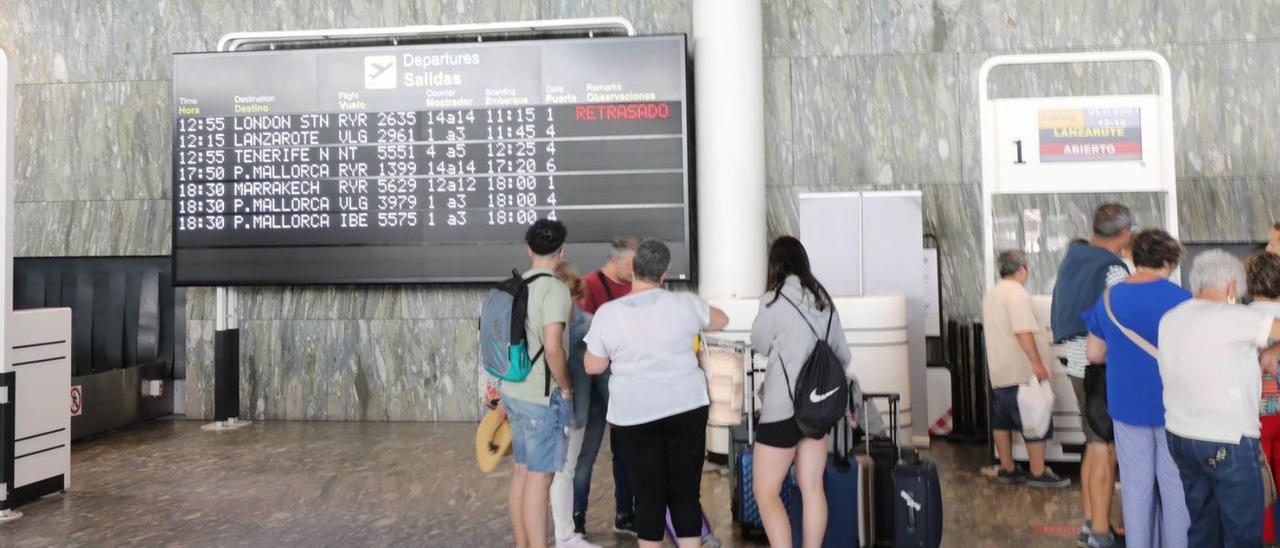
[171,35,691,285]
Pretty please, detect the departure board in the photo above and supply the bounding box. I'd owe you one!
[172,35,691,285]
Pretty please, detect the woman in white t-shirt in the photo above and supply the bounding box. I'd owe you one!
[584,239,728,548]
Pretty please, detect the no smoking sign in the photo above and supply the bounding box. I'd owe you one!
[70,385,83,416]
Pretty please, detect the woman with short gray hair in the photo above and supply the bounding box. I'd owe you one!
[583,239,729,548]
[1158,250,1280,547]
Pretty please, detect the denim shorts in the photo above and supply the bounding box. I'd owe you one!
[991,385,1054,442]
[505,393,570,474]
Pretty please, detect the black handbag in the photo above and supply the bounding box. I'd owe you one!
[1083,364,1114,442]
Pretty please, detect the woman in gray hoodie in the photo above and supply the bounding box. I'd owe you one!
[749,236,853,548]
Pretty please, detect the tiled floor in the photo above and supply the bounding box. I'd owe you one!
[1,419,1105,547]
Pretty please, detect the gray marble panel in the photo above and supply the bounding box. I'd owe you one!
[356,0,542,28]
[957,53,984,186]
[928,183,983,321]
[238,0,416,33]
[766,185,799,240]
[762,0,871,58]
[363,319,480,422]
[1041,0,1280,48]
[1163,0,1280,43]
[765,182,983,320]
[224,285,489,321]
[1042,0,1164,49]
[186,287,216,321]
[792,53,961,187]
[15,199,170,257]
[765,57,793,188]
[991,192,1167,296]
[0,0,232,83]
[233,286,402,320]
[239,320,357,421]
[870,0,1042,54]
[542,0,691,36]
[14,81,169,202]
[1166,42,1280,180]
[0,0,549,83]
[1176,177,1280,243]
[396,286,490,320]
[188,286,489,321]
[184,320,216,420]
[237,319,480,422]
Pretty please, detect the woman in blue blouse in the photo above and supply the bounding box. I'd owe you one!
[1084,228,1191,548]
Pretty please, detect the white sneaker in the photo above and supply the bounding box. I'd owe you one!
[556,533,601,548]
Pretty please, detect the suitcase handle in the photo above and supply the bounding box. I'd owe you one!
[860,392,903,461]
[833,414,855,462]
[745,349,762,444]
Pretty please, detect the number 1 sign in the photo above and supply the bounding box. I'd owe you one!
[977,51,1178,288]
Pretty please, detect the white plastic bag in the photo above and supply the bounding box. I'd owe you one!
[1016,376,1055,439]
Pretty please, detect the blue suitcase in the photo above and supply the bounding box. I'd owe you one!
[788,416,863,547]
[731,363,796,535]
[735,448,795,534]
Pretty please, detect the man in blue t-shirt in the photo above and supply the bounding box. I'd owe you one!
[1050,203,1132,548]
[1083,228,1191,548]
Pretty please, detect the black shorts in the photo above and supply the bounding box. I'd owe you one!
[757,417,804,449]
[990,385,1054,442]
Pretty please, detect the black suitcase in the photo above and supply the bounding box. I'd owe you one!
[894,452,944,548]
[862,392,944,548]
[859,393,901,546]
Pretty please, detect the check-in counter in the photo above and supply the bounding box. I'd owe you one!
[840,294,912,432]
[2,308,72,511]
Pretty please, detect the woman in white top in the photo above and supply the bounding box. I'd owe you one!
[583,239,728,548]
[749,236,853,548]
[1157,250,1280,547]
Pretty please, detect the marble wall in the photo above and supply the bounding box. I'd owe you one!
[4,0,1280,420]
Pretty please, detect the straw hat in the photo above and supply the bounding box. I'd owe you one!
[475,408,514,472]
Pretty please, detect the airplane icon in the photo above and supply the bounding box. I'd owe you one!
[363,55,397,89]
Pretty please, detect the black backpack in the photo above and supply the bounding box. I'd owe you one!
[778,294,849,438]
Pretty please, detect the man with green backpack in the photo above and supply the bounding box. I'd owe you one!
[481,219,575,548]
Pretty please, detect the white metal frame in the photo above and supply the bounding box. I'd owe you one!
[978,50,1178,287]
[0,45,12,521]
[218,17,636,52]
